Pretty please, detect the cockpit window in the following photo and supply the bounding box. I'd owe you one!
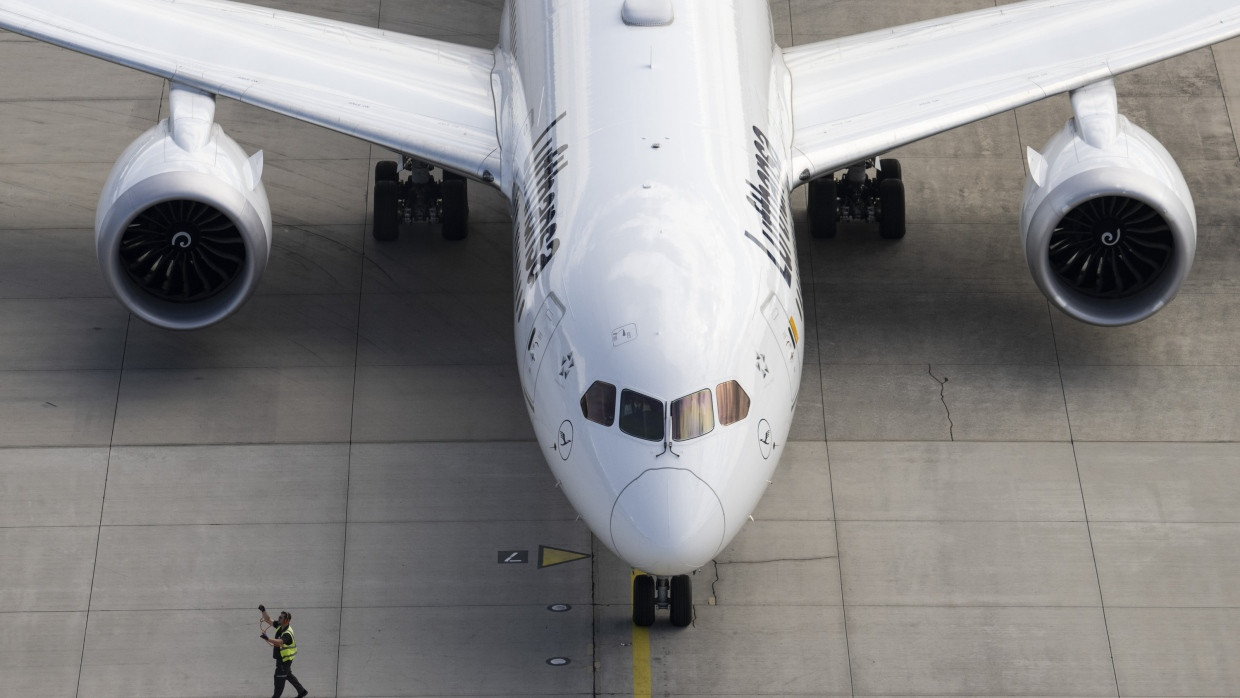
[619,389,664,441]
[671,388,714,441]
[716,380,750,426]
[580,381,617,426]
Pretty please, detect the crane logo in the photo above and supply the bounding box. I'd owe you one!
[556,420,573,460]
[757,419,774,459]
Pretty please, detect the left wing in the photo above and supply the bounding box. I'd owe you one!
[0,0,501,180]
[785,0,1240,183]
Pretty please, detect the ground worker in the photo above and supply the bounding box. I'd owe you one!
[259,605,308,698]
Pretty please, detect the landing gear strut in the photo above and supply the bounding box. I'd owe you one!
[807,157,905,239]
[632,573,693,627]
[372,157,469,241]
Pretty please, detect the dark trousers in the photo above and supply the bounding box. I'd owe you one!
[272,660,306,698]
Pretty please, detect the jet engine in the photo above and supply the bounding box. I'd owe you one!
[1020,80,1196,326]
[95,85,271,330]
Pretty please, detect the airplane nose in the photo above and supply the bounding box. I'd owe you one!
[609,468,726,575]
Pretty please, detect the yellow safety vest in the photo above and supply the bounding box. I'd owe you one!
[276,625,297,662]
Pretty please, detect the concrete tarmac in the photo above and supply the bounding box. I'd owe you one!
[2,1,1240,696]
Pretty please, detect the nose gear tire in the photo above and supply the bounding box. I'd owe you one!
[670,574,692,627]
[632,574,655,627]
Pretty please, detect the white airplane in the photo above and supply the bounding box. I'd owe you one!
[2,0,1239,626]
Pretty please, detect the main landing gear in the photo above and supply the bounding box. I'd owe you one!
[807,157,905,240]
[372,157,469,241]
[632,573,693,627]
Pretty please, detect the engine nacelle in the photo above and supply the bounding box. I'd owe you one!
[96,85,271,330]
[1021,81,1196,326]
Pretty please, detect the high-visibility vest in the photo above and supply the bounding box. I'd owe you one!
[277,626,297,662]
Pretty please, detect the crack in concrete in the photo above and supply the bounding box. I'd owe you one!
[928,364,954,441]
[714,555,839,565]
[709,559,721,607]
[707,555,839,608]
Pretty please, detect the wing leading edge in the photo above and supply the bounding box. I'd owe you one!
[785,0,1240,183]
[0,0,501,181]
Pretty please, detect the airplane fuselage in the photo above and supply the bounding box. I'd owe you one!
[495,0,804,575]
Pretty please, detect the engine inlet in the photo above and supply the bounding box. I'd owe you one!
[119,200,247,303]
[1048,195,1173,300]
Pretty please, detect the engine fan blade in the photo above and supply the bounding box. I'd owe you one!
[1047,196,1173,299]
[119,200,247,303]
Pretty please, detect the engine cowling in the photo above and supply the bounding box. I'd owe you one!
[96,86,271,330]
[1020,82,1196,327]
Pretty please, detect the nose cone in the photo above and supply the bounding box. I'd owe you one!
[609,468,726,575]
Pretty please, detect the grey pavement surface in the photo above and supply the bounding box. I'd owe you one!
[1,1,1239,696]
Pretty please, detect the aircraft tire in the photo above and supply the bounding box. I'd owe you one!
[879,178,906,240]
[877,157,902,182]
[441,172,469,241]
[375,159,400,182]
[632,574,656,627]
[373,179,400,241]
[808,176,837,239]
[669,574,693,627]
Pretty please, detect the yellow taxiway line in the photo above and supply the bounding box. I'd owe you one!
[631,569,652,697]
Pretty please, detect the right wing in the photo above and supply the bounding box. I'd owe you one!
[0,0,501,181]
[784,0,1240,182]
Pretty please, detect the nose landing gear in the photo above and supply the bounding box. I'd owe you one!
[632,573,693,627]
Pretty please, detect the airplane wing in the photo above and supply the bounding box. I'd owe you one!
[0,0,501,181]
[785,0,1240,182]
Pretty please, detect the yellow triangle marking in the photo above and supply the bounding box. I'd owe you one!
[538,545,591,569]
